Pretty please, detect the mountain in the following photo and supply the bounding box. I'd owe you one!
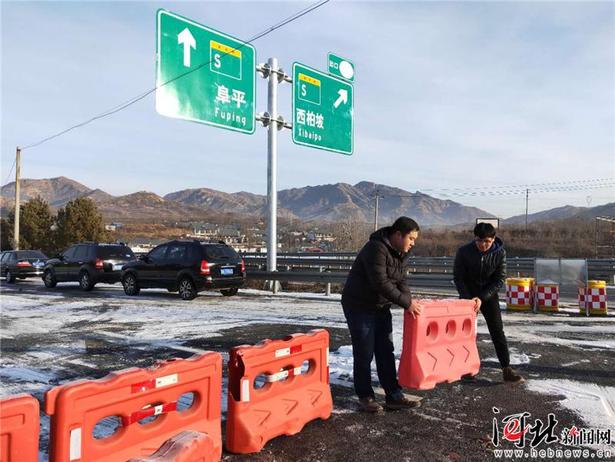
[504,202,615,225]
[0,176,94,208]
[0,178,212,222]
[164,187,267,215]
[167,181,495,226]
[0,175,523,226]
[96,192,212,221]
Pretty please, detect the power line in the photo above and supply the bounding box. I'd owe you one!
[2,159,16,186]
[406,178,615,198]
[20,0,330,151]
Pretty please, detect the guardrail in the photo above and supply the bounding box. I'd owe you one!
[242,253,615,281]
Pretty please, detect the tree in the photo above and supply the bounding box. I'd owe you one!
[19,196,55,254]
[1,215,13,250]
[55,197,107,250]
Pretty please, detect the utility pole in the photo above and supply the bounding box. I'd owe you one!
[373,189,380,232]
[525,188,529,231]
[13,147,21,250]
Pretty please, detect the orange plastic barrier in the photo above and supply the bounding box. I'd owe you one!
[0,394,39,462]
[226,329,332,454]
[127,431,216,462]
[398,299,480,390]
[45,353,222,462]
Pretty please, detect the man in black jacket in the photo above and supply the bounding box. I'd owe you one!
[342,216,423,412]
[453,222,523,383]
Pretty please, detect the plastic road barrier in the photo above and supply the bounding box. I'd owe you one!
[579,280,608,316]
[0,394,39,462]
[398,299,480,390]
[505,277,534,311]
[226,329,332,454]
[45,353,222,462]
[536,284,559,313]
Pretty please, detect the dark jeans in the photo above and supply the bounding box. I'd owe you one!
[481,296,510,368]
[343,306,402,400]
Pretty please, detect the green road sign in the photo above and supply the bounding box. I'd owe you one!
[292,62,353,155]
[328,53,355,82]
[156,9,256,134]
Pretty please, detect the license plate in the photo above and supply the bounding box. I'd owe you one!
[112,264,124,271]
[33,261,44,268]
[221,268,234,276]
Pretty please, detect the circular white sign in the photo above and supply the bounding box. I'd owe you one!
[339,61,354,80]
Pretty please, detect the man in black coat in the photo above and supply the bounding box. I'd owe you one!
[342,216,423,412]
[453,222,523,383]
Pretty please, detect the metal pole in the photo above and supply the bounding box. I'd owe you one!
[374,190,379,232]
[525,188,529,231]
[267,57,278,275]
[595,217,598,258]
[13,147,21,250]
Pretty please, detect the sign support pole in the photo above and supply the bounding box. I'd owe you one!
[258,58,291,292]
[266,57,279,276]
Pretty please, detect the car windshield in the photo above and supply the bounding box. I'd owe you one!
[97,246,135,259]
[202,244,239,261]
[16,250,47,259]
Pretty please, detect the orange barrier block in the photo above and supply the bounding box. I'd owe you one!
[127,431,216,462]
[0,394,39,462]
[226,329,332,454]
[45,353,222,462]
[398,299,480,390]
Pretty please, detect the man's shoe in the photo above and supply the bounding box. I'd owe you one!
[384,395,421,411]
[461,373,477,382]
[503,367,524,384]
[358,397,383,413]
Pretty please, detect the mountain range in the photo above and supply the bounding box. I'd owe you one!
[1,176,612,226]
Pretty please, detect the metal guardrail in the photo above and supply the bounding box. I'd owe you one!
[242,253,615,281]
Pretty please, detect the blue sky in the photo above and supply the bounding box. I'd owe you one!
[1,0,614,218]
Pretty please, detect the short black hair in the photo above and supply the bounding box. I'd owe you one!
[474,222,496,239]
[390,216,420,235]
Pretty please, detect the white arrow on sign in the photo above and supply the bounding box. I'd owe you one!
[177,28,196,68]
[333,89,348,109]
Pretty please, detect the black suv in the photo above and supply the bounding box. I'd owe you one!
[1,250,48,283]
[121,240,245,300]
[43,243,136,291]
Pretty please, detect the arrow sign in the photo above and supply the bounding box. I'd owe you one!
[177,28,196,67]
[333,89,348,108]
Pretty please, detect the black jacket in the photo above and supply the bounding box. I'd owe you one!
[453,237,507,302]
[342,227,413,311]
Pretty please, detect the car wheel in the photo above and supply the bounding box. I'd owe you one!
[5,270,15,283]
[43,269,57,288]
[221,287,239,297]
[178,277,197,301]
[122,273,140,296]
[79,271,94,291]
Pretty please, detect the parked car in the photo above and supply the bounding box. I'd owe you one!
[121,240,245,300]
[1,250,48,283]
[42,243,136,291]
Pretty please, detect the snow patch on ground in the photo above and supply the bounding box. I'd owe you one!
[483,349,541,366]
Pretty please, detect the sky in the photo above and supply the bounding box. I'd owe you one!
[1,0,614,219]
